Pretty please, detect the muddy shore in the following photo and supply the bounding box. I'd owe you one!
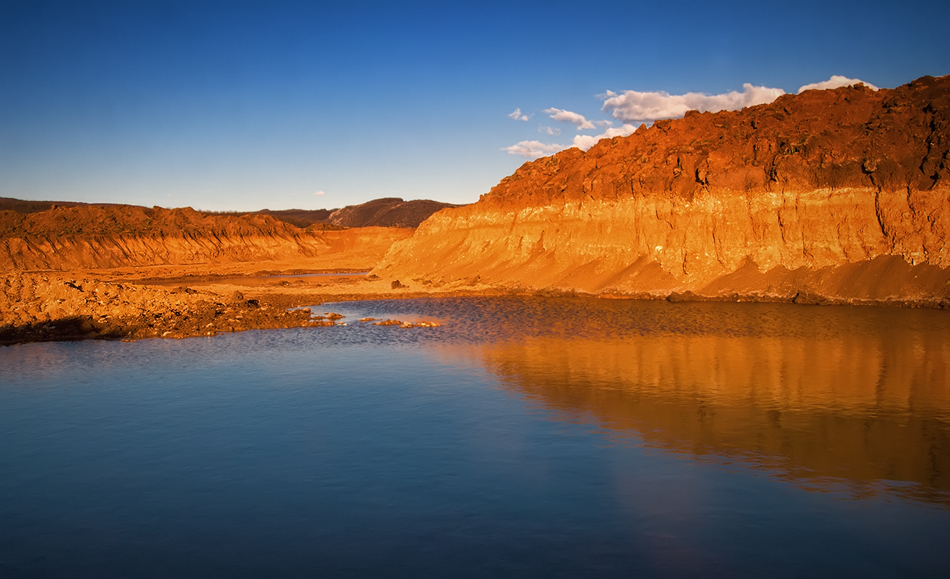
[0,270,415,346]
[0,261,513,346]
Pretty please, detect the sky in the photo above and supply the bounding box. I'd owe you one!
[1,0,948,212]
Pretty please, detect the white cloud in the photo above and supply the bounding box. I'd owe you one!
[572,124,637,151]
[544,107,597,130]
[540,126,561,136]
[798,75,879,93]
[313,190,326,196]
[601,83,786,122]
[508,108,531,121]
[502,140,567,159]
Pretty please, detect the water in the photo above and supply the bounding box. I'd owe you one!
[1,297,948,577]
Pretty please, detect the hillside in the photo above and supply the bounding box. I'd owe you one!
[327,198,460,228]
[0,196,457,230]
[0,204,410,271]
[374,75,950,306]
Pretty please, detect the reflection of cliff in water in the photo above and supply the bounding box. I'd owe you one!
[478,303,950,505]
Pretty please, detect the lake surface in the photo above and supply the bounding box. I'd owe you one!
[1,297,948,577]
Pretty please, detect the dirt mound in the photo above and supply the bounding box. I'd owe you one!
[328,198,459,228]
[374,75,950,305]
[0,273,345,345]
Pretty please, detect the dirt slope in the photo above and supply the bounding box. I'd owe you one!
[1,204,411,271]
[374,75,950,305]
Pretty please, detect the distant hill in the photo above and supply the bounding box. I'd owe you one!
[207,208,341,230]
[1,197,461,229]
[253,208,334,228]
[0,197,112,213]
[328,198,459,228]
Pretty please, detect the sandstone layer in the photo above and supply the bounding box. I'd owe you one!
[0,202,426,344]
[375,75,950,306]
[1,204,412,272]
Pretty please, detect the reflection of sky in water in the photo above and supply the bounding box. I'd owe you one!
[1,297,948,576]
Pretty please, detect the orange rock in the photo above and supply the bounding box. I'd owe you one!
[374,75,950,305]
[0,205,413,271]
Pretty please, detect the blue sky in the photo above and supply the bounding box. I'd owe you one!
[2,0,948,211]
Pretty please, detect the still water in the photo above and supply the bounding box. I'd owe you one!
[1,297,948,577]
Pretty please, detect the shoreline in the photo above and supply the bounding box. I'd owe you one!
[3,268,948,347]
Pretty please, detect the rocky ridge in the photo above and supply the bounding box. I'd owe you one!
[374,75,950,306]
[0,196,457,230]
[327,197,459,228]
[1,204,410,271]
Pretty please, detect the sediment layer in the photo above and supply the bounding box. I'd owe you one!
[374,75,950,305]
[1,205,412,271]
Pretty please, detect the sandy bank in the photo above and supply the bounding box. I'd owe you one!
[4,260,948,347]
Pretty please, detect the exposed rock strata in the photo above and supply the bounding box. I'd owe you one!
[375,75,950,305]
[1,205,411,271]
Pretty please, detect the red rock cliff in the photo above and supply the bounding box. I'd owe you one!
[375,75,950,304]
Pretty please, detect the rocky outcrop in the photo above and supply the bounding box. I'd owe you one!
[0,273,351,345]
[375,75,950,305]
[328,197,460,228]
[0,204,411,271]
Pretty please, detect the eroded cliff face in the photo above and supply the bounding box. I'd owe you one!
[1,205,412,271]
[375,75,950,304]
